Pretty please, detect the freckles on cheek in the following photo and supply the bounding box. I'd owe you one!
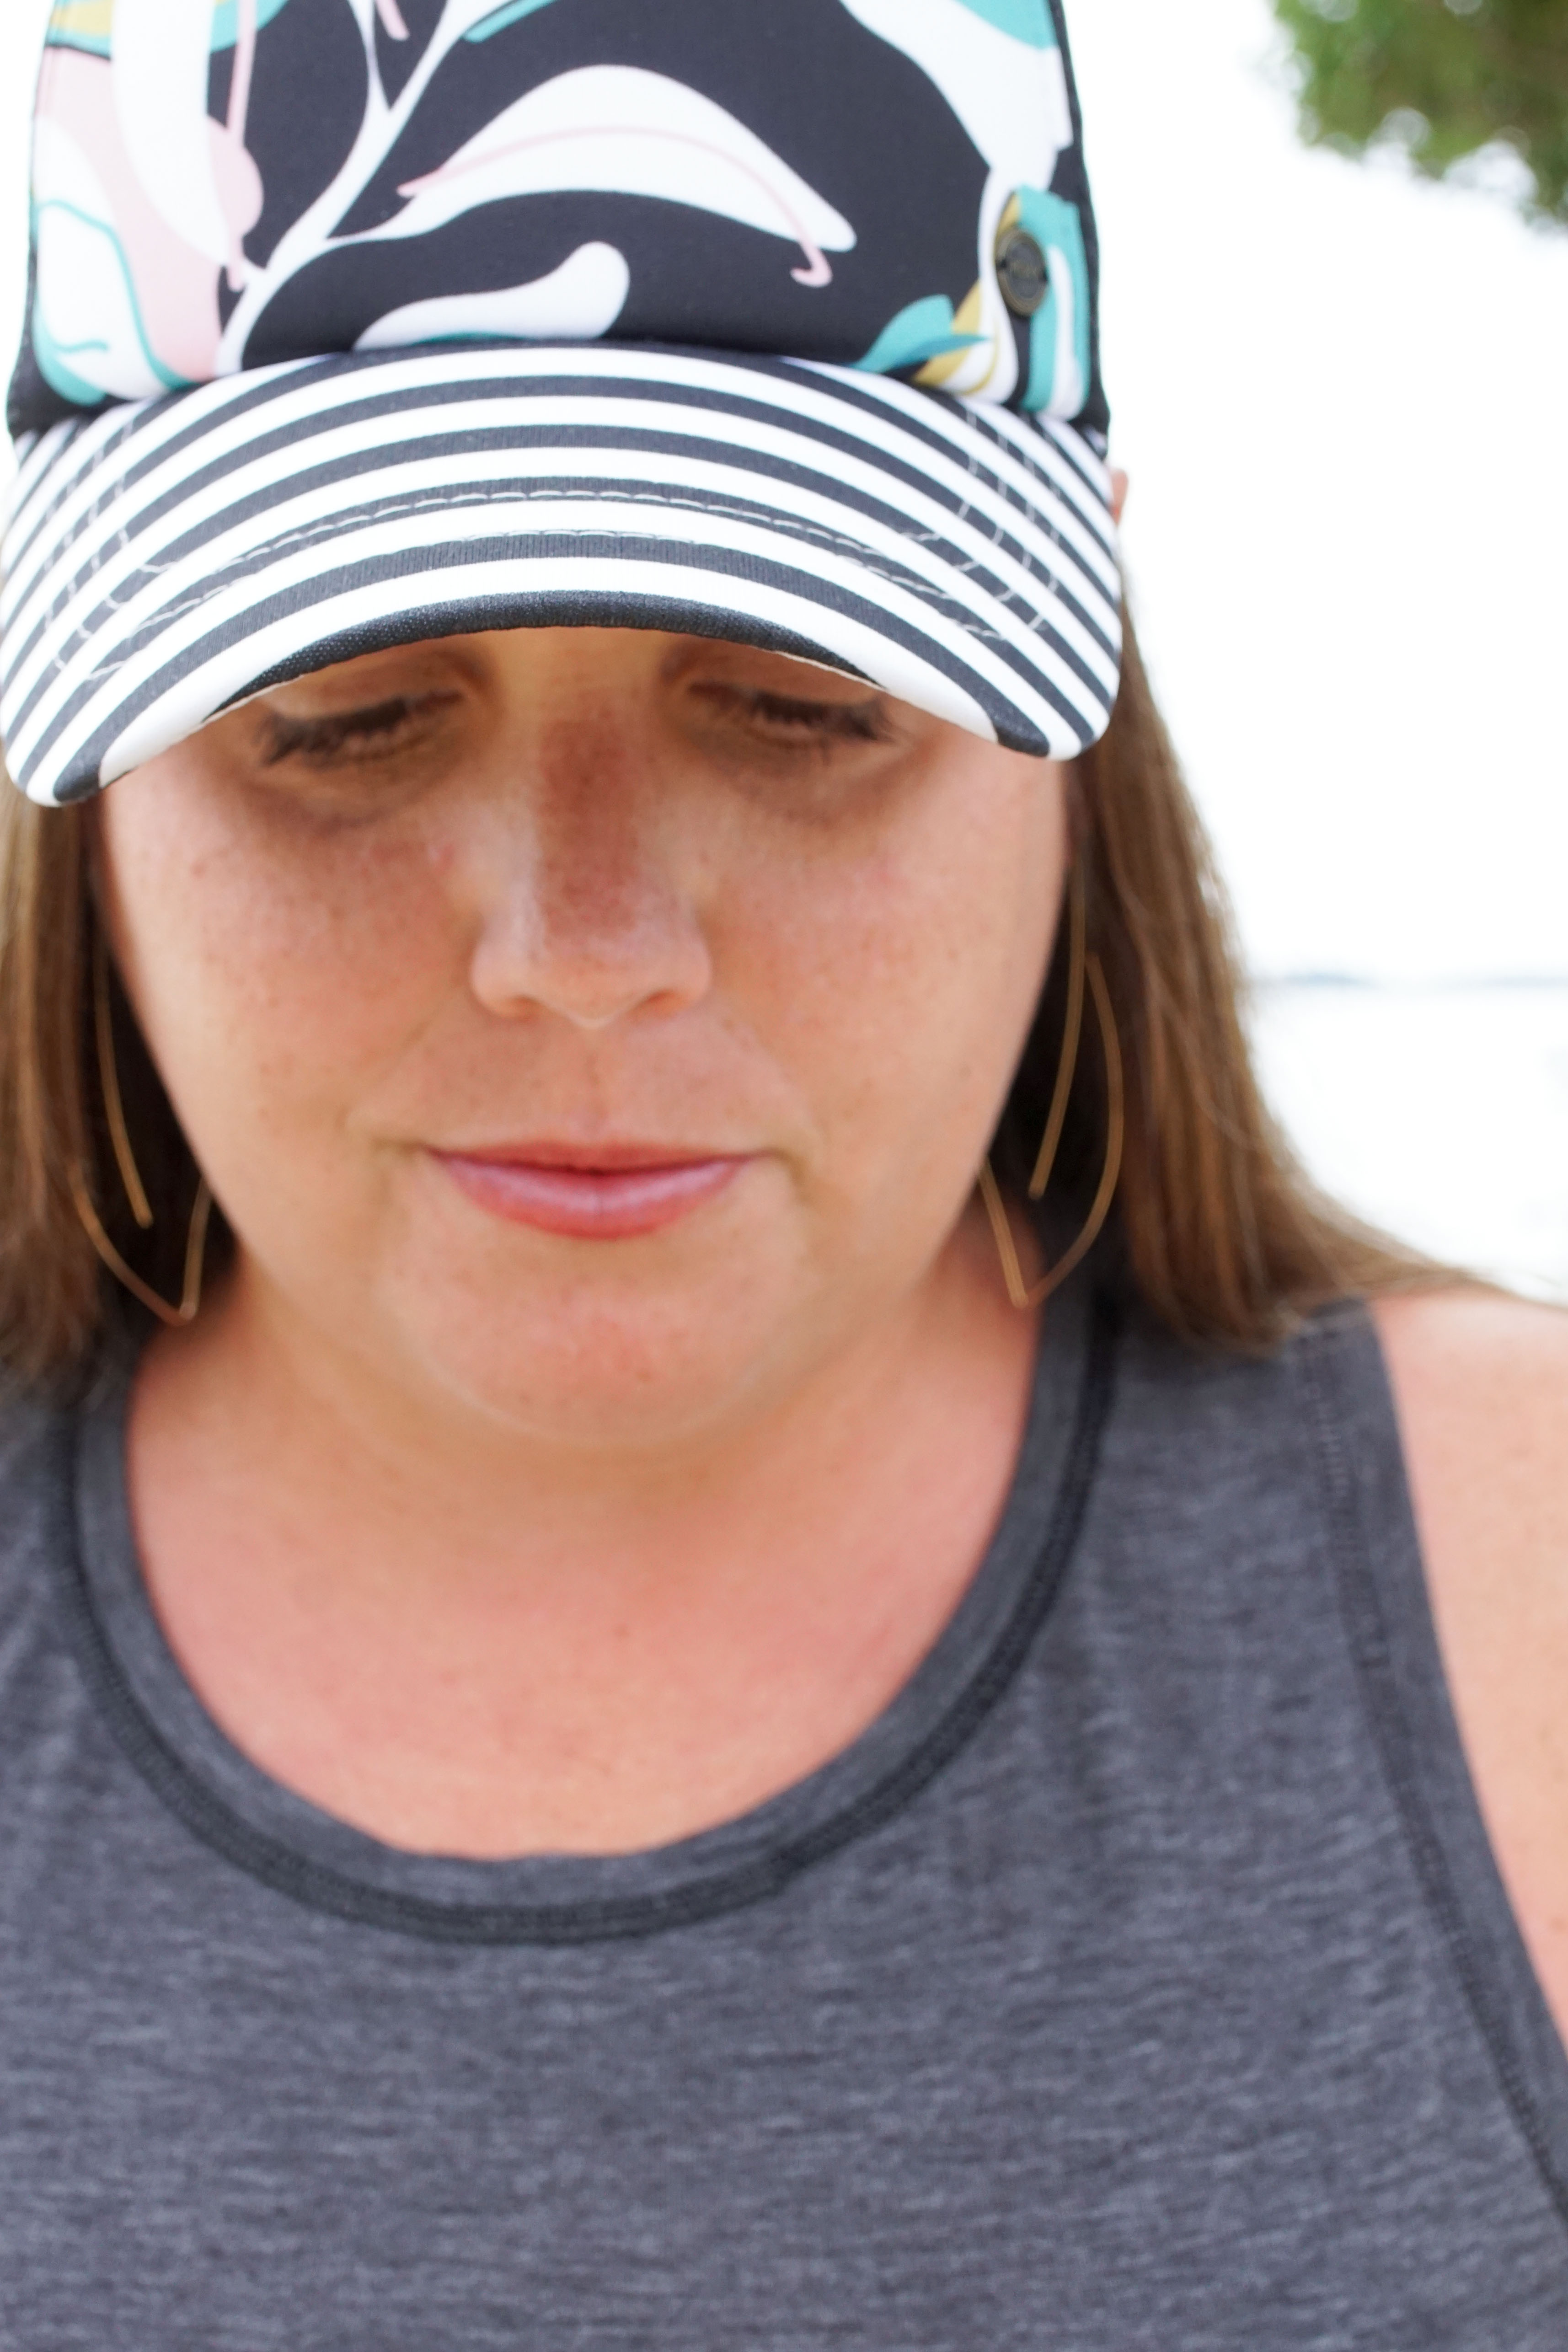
[737,847,983,1129]
[211,864,423,1057]
[824,807,1044,1020]
[751,783,1059,1168]
[733,850,901,1061]
[116,804,455,1147]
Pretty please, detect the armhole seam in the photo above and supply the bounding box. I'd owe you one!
[1297,1314,1568,2238]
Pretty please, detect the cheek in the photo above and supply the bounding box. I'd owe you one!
[100,769,451,1201]
[722,763,1066,1211]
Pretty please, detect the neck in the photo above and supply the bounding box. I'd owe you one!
[123,1215,1039,1855]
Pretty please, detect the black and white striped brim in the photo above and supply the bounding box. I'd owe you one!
[0,343,1121,808]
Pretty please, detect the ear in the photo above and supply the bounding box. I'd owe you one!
[1109,468,1129,527]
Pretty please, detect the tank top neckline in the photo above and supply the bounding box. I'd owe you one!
[49,1275,1119,1944]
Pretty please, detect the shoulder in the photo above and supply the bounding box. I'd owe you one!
[1372,1286,1568,1564]
[1370,1286,1568,2024]
[1371,1284,1568,1670]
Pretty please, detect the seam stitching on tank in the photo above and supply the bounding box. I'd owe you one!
[43,1292,1121,1946]
[1299,1321,1568,2237]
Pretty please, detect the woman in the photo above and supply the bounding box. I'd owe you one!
[2,0,1565,2340]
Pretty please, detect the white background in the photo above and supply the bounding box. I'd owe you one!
[1066,0,1568,1295]
[3,0,1566,1286]
[1071,0,1568,986]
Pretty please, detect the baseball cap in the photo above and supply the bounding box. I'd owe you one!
[1,0,1121,807]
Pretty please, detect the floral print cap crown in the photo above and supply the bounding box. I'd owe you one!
[2,0,1122,806]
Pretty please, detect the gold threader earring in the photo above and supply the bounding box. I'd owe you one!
[979,865,1125,1312]
[69,925,213,1329]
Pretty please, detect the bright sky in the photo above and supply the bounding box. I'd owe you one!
[3,0,1565,980]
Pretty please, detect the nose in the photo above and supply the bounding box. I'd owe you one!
[462,710,712,1032]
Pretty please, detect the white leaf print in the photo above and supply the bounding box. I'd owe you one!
[354,241,630,348]
[376,66,855,286]
[32,120,168,400]
[111,0,232,264]
[219,4,856,371]
[217,0,493,367]
[218,0,510,367]
[837,0,1070,189]
[345,0,546,45]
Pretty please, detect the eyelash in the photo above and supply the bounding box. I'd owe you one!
[699,686,893,745]
[262,695,445,767]
[258,683,891,772]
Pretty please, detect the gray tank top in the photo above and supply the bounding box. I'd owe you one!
[2,1280,1566,2347]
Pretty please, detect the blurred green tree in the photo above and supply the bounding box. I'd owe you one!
[1271,0,1568,223]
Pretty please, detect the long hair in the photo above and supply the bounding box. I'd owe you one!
[0,615,1440,1393]
[990,620,1441,1346]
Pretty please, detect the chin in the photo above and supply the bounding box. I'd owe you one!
[380,1252,823,1450]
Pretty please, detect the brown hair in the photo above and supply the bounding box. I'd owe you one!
[0,614,1440,1393]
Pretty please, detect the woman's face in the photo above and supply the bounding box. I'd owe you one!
[98,629,1069,1445]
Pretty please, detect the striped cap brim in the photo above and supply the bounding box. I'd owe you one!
[0,343,1122,807]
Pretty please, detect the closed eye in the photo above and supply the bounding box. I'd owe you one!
[690,685,894,748]
[260,693,459,767]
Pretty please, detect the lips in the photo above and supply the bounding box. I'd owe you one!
[433,1145,749,1240]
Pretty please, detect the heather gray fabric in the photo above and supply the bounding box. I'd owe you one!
[2,1281,1567,2348]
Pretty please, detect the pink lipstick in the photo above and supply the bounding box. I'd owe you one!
[434,1145,748,1240]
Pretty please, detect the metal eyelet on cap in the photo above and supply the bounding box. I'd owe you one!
[996,225,1049,318]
